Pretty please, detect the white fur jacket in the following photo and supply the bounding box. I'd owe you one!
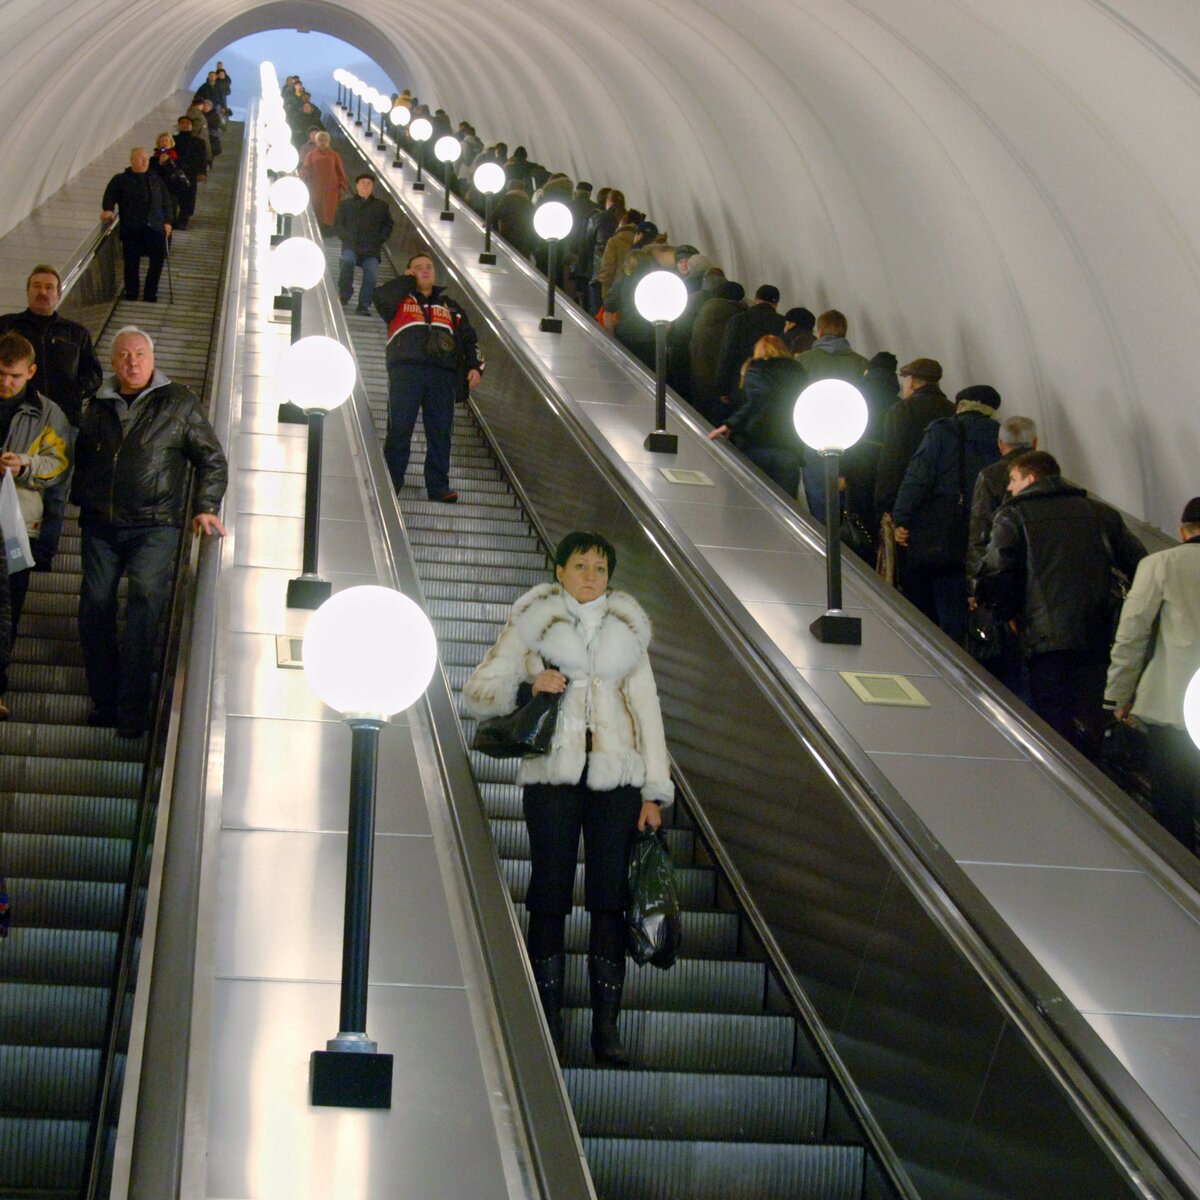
[463,583,674,806]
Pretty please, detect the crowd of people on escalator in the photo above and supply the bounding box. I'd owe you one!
[326,85,1198,864]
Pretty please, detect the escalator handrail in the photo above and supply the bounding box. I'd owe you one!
[58,214,120,300]
[336,112,1200,1199]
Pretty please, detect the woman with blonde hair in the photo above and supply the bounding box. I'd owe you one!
[708,334,807,496]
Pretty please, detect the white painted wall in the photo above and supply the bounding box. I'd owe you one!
[2,0,1196,526]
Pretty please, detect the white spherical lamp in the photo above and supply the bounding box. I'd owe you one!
[304,587,439,720]
[270,237,326,291]
[634,270,688,323]
[409,117,433,143]
[1184,668,1200,750]
[434,135,461,164]
[279,336,357,413]
[533,200,573,242]
[389,103,411,129]
[269,175,309,217]
[266,141,299,174]
[792,379,869,452]
[473,162,505,195]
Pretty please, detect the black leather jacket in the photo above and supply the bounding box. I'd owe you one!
[333,194,395,257]
[977,476,1146,654]
[0,309,103,427]
[72,372,227,529]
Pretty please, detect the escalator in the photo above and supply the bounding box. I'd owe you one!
[0,124,243,1198]
[331,247,878,1200]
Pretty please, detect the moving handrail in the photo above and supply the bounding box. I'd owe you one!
[337,109,1200,1198]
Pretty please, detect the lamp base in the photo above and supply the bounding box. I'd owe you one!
[376,140,387,151]
[392,157,403,170]
[272,291,293,312]
[439,211,455,222]
[278,401,308,425]
[354,119,362,127]
[643,431,678,454]
[539,316,563,333]
[287,574,333,610]
[810,611,863,645]
[478,252,497,265]
[412,181,425,192]
[310,1050,393,1109]
[269,233,286,247]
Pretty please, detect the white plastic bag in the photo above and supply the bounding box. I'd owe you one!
[0,471,33,575]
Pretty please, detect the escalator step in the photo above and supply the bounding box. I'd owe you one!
[581,1137,864,1200]
[405,513,532,540]
[500,858,716,909]
[407,529,540,558]
[420,562,546,588]
[0,879,124,931]
[0,758,142,798]
[0,926,117,984]
[1,693,94,725]
[0,793,138,838]
[435,618,512,648]
[426,581,531,607]
[565,1069,827,1142]
[516,907,741,959]
[0,1117,89,1190]
[0,834,131,883]
[5,664,90,697]
[412,544,547,570]
[9,613,79,641]
[561,1009,794,1073]
[10,638,84,667]
[0,725,145,762]
[0,983,110,1048]
[428,598,516,626]
[562,954,766,1013]
[475,780,523,819]
[402,495,520,518]
[0,1046,100,1117]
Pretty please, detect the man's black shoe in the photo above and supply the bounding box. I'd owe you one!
[431,490,458,504]
[116,723,146,740]
[87,708,118,728]
[354,307,370,316]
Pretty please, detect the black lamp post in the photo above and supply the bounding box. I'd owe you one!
[473,163,505,265]
[792,380,868,644]
[409,118,432,191]
[354,87,363,127]
[281,336,357,609]
[534,201,573,334]
[304,587,439,1110]
[633,270,688,453]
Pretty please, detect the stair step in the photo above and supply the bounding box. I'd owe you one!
[500,857,716,909]
[0,984,111,1048]
[516,907,740,958]
[565,1069,828,1142]
[0,793,138,838]
[560,954,766,1013]
[0,834,131,884]
[0,1046,100,1118]
[489,817,695,866]
[0,879,124,932]
[0,1116,90,1191]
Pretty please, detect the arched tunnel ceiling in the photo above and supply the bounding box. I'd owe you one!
[3,0,1197,526]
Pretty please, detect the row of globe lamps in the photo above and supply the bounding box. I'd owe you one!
[259,62,440,1109]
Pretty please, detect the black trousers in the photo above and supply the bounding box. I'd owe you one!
[522,781,643,915]
[121,228,167,301]
[1027,648,1108,761]
[1148,724,1200,855]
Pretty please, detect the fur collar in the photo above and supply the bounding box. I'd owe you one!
[511,583,650,679]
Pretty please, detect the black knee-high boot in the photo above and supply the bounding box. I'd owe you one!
[588,953,629,1065]
[531,952,566,1059]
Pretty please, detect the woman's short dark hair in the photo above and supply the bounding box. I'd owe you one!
[554,532,617,580]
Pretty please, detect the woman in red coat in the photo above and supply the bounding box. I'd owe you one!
[299,132,349,233]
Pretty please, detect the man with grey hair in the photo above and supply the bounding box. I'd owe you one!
[73,327,226,736]
[967,414,1038,582]
[101,149,172,303]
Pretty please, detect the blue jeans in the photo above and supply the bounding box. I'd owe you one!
[338,249,380,310]
[384,363,457,497]
[79,525,181,723]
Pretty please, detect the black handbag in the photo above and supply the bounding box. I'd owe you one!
[471,689,561,759]
[626,829,682,969]
[840,511,875,564]
[964,602,1005,664]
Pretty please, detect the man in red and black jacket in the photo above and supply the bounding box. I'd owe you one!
[372,251,483,503]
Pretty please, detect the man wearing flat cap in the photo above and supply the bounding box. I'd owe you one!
[874,357,953,519]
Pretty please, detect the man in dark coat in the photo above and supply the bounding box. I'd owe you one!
[715,285,785,404]
[73,327,227,737]
[874,358,954,520]
[373,252,484,503]
[966,414,1038,583]
[689,279,746,424]
[172,116,208,228]
[0,264,103,568]
[586,189,625,313]
[334,174,394,315]
[892,385,1003,643]
[101,149,172,302]
[977,450,1145,760]
[494,185,536,258]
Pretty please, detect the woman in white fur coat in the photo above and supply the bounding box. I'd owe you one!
[464,531,673,1064]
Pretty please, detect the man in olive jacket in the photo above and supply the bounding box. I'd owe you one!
[73,327,227,736]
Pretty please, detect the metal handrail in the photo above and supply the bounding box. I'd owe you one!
[58,215,120,300]
[332,108,1199,1199]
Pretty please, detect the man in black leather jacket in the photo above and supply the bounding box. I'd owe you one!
[73,326,227,736]
[0,264,104,568]
[101,149,172,302]
[977,450,1145,760]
